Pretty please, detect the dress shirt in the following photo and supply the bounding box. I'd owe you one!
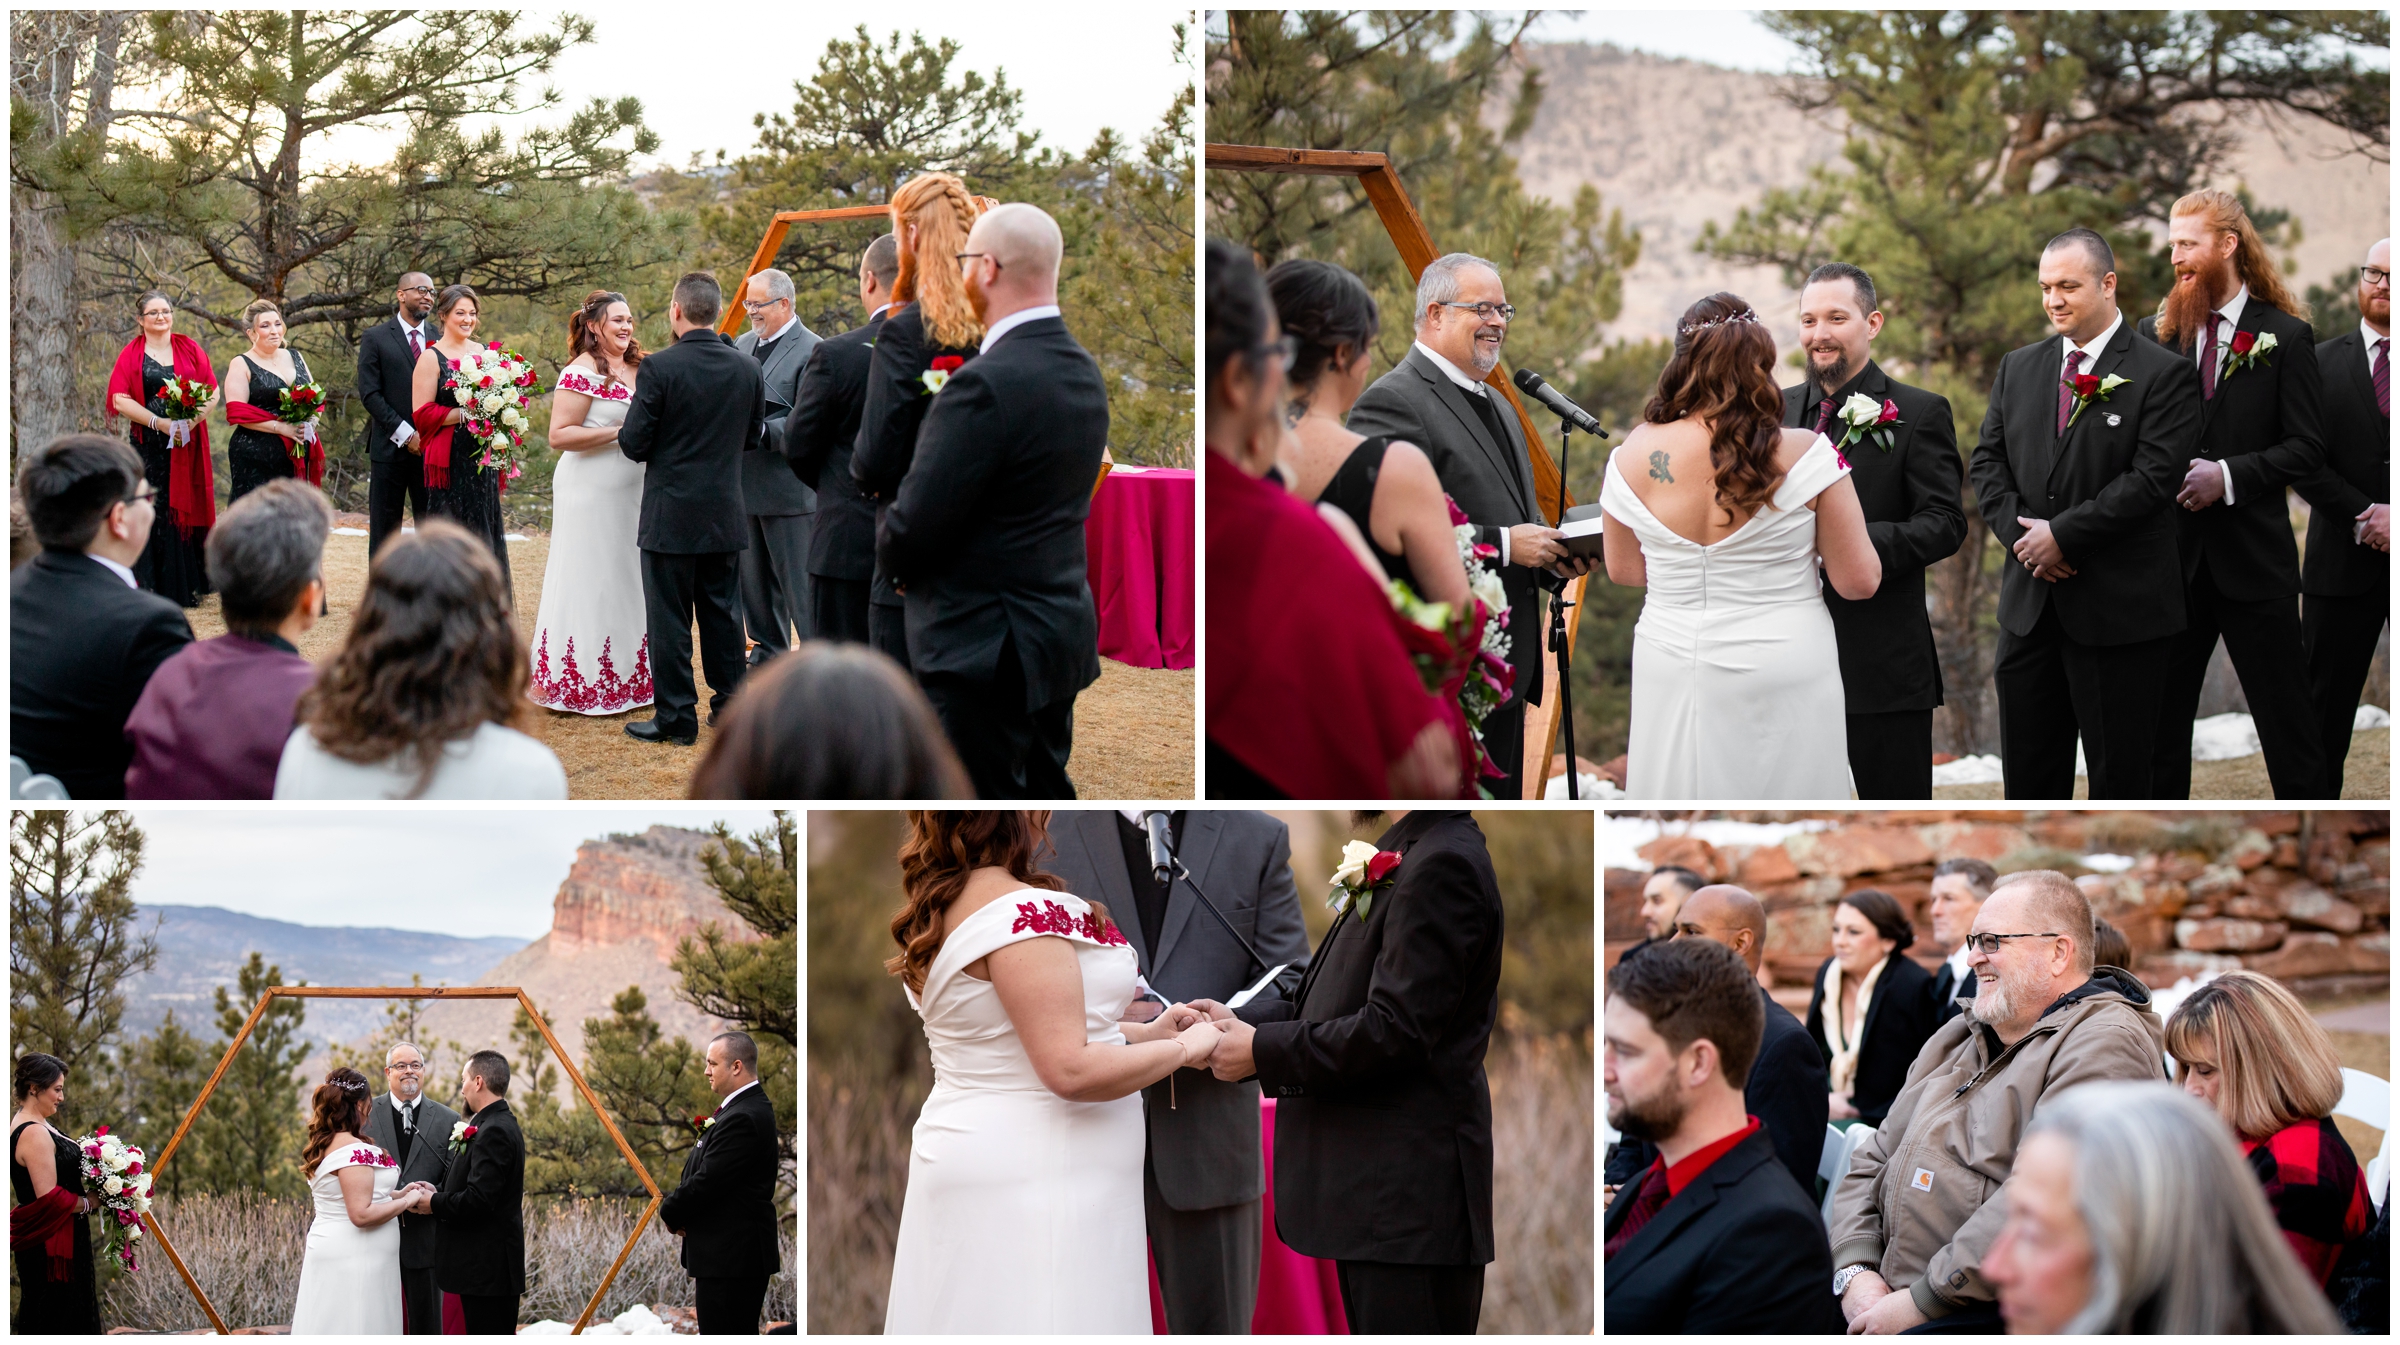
[2194,285,2249,502]
[757,314,800,350]
[1945,940,1974,986]
[2357,319,2390,543]
[89,553,137,588]
[979,304,1062,355]
[393,312,427,446]
[1410,340,1513,564]
[715,1079,762,1112]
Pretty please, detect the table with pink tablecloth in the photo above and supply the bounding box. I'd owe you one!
[1086,466,1195,670]
[1148,1096,1349,1334]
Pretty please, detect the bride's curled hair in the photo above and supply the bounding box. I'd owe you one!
[1646,291,1785,524]
[567,289,645,382]
[888,811,1101,995]
[300,1067,373,1174]
[889,172,988,351]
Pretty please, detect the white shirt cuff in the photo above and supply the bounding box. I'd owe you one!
[2216,459,2235,505]
[390,420,415,446]
[1498,529,1510,566]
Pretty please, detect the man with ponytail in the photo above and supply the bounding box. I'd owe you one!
[2137,189,2330,799]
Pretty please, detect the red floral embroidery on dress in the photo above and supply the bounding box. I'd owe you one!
[344,1147,397,1168]
[531,628,654,713]
[1009,899,1129,947]
[555,369,632,401]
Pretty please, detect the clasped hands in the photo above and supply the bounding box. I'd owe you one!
[1148,999,1260,1081]
[393,1180,437,1214]
[2010,517,2075,582]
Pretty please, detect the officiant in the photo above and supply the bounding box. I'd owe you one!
[1042,810,1312,1333]
[365,1042,459,1335]
[733,268,820,664]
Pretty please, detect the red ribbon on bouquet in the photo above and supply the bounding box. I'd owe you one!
[10,1185,81,1280]
[224,400,326,487]
[412,399,457,490]
[104,333,219,535]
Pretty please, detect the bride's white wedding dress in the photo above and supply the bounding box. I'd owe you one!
[1603,433,1855,798]
[289,1141,402,1334]
[529,366,653,714]
[884,890,1151,1334]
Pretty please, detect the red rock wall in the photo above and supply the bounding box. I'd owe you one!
[549,826,751,958]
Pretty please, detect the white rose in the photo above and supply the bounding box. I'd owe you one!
[2253,332,2278,354]
[1330,839,1379,889]
[1839,391,1883,427]
[105,1175,124,1196]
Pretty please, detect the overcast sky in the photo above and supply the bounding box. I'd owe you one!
[126,808,780,940]
[1536,9,1801,71]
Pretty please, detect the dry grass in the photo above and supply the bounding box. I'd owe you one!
[1933,727,2389,800]
[804,1067,927,1334]
[186,527,1193,799]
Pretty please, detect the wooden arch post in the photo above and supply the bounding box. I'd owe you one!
[142,986,662,1336]
[1207,145,1590,797]
[715,204,896,336]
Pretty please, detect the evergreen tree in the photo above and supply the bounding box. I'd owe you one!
[324,974,466,1088]
[184,952,310,1198]
[577,986,717,1191]
[680,816,799,1182]
[509,1001,649,1199]
[8,810,158,1124]
[119,1009,207,1203]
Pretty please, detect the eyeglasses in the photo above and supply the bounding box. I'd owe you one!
[1965,931,2060,956]
[122,485,157,507]
[386,1061,424,1073]
[140,308,173,319]
[399,285,435,296]
[1256,334,1298,374]
[1441,300,1516,323]
[741,297,789,313]
[2362,266,2391,288]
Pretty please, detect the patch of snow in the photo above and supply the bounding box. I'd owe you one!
[2355,703,2391,730]
[2081,853,2137,873]
[1599,815,1837,871]
[1931,754,2006,786]
[1545,772,1625,800]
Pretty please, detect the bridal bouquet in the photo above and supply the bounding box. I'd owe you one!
[152,376,216,448]
[444,341,544,483]
[1386,496,1513,796]
[275,380,329,455]
[76,1126,153,1273]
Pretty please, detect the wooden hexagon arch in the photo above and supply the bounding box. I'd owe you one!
[1208,144,1592,797]
[142,985,661,1336]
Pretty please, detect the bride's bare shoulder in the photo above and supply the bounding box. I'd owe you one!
[1775,425,1818,467]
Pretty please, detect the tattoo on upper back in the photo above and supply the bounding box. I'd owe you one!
[1648,450,1674,484]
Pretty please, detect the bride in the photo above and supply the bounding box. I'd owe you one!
[290,1068,432,1334]
[1600,292,1882,798]
[529,289,654,715]
[882,811,1226,1334]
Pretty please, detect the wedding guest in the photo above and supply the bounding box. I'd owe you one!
[733,267,820,663]
[1603,938,1844,1333]
[1828,871,2169,1333]
[879,202,1104,798]
[851,173,988,674]
[660,1032,782,1335]
[2137,189,2328,799]
[125,480,330,799]
[356,271,439,559]
[277,519,565,799]
[790,234,900,644]
[1983,1080,2343,1332]
[104,290,215,605]
[2089,915,2132,972]
[220,299,319,501]
[1783,263,1966,798]
[688,641,970,799]
[2163,970,2374,1286]
[10,1053,99,1334]
[1640,864,1704,943]
[1925,857,1996,1024]
[10,434,193,798]
[2297,237,2392,791]
[1205,238,1463,799]
[1805,888,1937,1125]
[427,1051,526,1336]
[409,284,512,589]
[363,1042,460,1335]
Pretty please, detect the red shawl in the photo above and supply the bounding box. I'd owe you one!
[224,389,325,487]
[104,332,218,534]
[9,1184,80,1280]
[412,396,458,490]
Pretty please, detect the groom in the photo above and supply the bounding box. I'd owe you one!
[425,1050,526,1335]
[1199,810,1504,1334]
[365,1042,459,1334]
[619,270,766,745]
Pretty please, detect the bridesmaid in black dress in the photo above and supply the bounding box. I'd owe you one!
[220,299,314,503]
[9,1053,99,1333]
[409,283,513,594]
[103,292,213,606]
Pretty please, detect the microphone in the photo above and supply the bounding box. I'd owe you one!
[1512,367,1608,438]
[1144,810,1174,886]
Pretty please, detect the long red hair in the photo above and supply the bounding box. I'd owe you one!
[567,289,645,385]
[887,811,1103,995]
[889,172,989,351]
[2155,189,2307,345]
[1644,292,1786,525]
[299,1068,373,1174]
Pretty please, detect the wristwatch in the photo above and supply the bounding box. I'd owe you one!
[1833,1264,1868,1297]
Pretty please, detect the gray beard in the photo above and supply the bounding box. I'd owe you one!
[1964,972,2013,1026]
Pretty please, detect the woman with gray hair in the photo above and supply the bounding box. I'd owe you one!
[1983,1079,2342,1333]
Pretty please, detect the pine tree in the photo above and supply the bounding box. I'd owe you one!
[184,952,310,1198]
[577,986,717,1190]
[679,816,799,1184]
[8,810,159,1126]
[119,1010,208,1203]
[324,974,466,1088]
[508,1001,649,1199]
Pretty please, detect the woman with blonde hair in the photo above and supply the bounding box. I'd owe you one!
[849,172,991,671]
[2164,969,2373,1285]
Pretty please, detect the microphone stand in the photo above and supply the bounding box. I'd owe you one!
[1154,845,1284,1109]
[1545,415,1584,801]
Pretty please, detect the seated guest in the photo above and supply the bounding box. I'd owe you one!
[276,520,566,799]
[1926,857,1996,1023]
[688,642,971,799]
[1603,937,1845,1333]
[2089,916,2132,973]
[1984,1080,2344,1333]
[1805,888,1938,1125]
[1636,864,1704,950]
[1828,870,2169,1333]
[10,433,194,798]
[125,480,330,798]
[2164,970,2374,1286]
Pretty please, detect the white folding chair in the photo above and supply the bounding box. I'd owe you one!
[2369,1130,2390,1215]
[1821,1124,1876,1228]
[2335,1068,2390,1133]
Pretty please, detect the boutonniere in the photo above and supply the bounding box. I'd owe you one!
[2063,371,2132,429]
[446,1122,478,1155]
[1835,392,1902,453]
[2219,329,2278,378]
[692,1113,716,1134]
[1327,840,1403,920]
[919,355,965,396]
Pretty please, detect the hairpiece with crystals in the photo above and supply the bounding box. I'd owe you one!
[1678,308,1762,337]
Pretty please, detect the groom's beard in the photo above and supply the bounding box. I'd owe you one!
[1809,345,1863,395]
[2160,257,2237,347]
[1351,810,1384,829]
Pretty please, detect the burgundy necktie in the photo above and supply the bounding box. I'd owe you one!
[2200,312,2223,401]
[2057,350,2085,435]
[1814,397,1836,435]
[409,327,423,361]
[2374,338,2388,418]
[1604,1164,1672,1261]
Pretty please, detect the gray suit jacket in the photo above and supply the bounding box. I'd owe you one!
[365,1092,460,1270]
[1040,809,1312,1211]
[735,321,821,516]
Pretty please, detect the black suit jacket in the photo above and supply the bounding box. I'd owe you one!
[618,328,765,554]
[1602,1126,1846,1333]
[878,316,1106,711]
[851,303,981,608]
[1927,954,1974,1026]
[2296,328,2390,597]
[1783,361,1966,711]
[356,313,437,463]
[1804,950,1940,1125]
[788,313,886,583]
[2135,300,2325,600]
[430,1098,525,1297]
[1346,347,1546,704]
[1237,810,1502,1265]
[10,551,193,798]
[1605,982,1827,1199]
[1969,318,2201,645]
[659,1083,781,1280]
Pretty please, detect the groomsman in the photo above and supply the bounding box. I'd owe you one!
[1970,228,2200,798]
[660,1032,782,1336]
[786,235,899,645]
[429,1052,525,1335]
[1781,263,1966,798]
[1346,253,1601,798]
[879,204,1106,798]
[1041,810,1312,1334]
[733,269,820,664]
[356,271,439,559]
[2297,238,2392,793]
[2136,189,2328,799]
[364,1042,458,1335]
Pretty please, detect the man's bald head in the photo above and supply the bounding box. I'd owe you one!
[1672,884,1768,973]
[969,203,1064,285]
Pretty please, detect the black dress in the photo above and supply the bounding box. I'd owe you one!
[10,1121,100,1333]
[426,347,515,594]
[227,350,311,503]
[1316,435,1421,594]
[129,350,212,607]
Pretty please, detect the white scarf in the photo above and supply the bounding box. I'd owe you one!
[1820,953,1887,1098]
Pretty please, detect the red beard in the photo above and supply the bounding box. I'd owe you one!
[2159,260,2236,348]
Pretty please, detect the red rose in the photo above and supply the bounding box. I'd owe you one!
[1364,850,1403,886]
[1877,398,1900,425]
[930,355,965,373]
[462,1126,478,1139]
[693,1114,710,1128]
[97,1126,109,1136]
[2230,330,2256,354]
[2070,374,2100,397]
[488,340,504,350]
